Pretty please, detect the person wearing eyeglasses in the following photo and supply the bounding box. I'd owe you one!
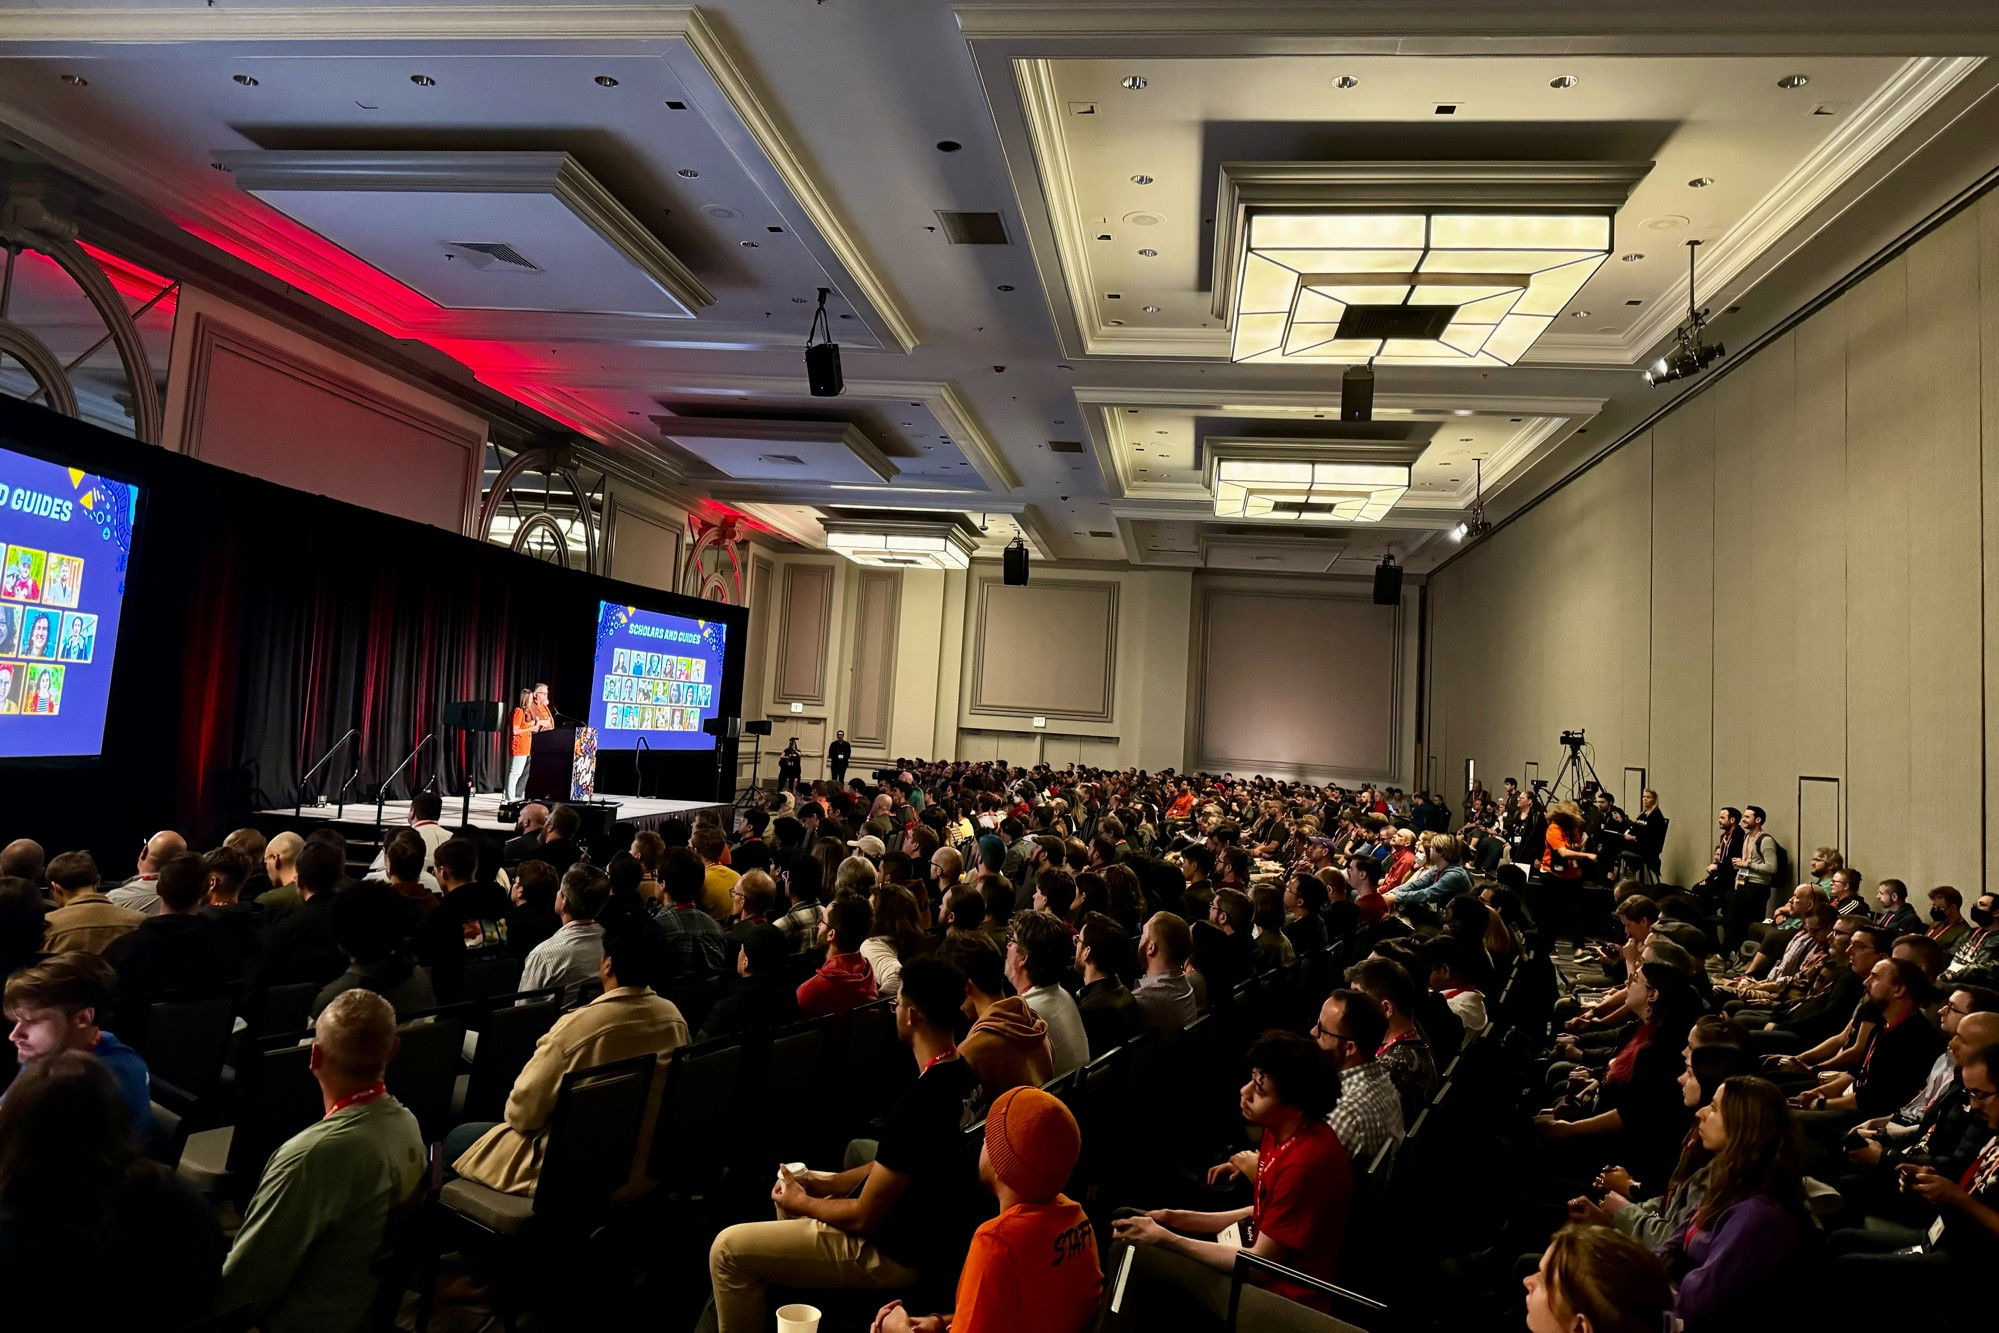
[1311,987,1404,1162]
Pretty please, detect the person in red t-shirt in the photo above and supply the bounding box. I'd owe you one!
[871,1084,1101,1333]
[1112,1031,1352,1311]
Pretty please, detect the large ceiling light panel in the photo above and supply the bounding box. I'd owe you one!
[822,516,978,570]
[1215,162,1646,366]
[1204,438,1415,524]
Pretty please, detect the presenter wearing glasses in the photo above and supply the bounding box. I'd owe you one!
[508,683,555,800]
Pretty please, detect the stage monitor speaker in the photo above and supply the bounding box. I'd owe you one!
[703,716,743,740]
[1003,539,1029,586]
[806,341,844,397]
[1372,556,1403,606]
[443,700,505,731]
[743,719,773,736]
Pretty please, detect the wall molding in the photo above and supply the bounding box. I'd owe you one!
[846,568,901,749]
[968,576,1118,721]
[177,309,482,533]
[772,562,834,705]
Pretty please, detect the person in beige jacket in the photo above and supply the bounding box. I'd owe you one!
[43,851,143,955]
[449,927,688,1195]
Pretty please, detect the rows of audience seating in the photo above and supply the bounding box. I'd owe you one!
[0,765,1994,1333]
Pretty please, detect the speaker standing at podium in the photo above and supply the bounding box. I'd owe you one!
[508,683,554,800]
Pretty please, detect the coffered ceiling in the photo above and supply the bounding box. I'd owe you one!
[3,3,1999,575]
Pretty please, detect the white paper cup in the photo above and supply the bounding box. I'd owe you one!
[775,1303,822,1333]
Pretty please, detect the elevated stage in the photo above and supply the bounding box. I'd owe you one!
[255,791,729,842]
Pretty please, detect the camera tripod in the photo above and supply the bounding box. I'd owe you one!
[1545,737,1606,808]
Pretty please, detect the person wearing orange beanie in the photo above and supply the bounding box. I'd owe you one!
[870,1085,1102,1333]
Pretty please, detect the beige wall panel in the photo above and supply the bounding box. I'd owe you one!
[846,569,901,749]
[774,563,835,705]
[1842,259,1914,886]
[968,578,1118,721]
[1904,209,1984,890]
[607,502,682,592]
[1790,314,1849,791]
[1981,194,1999,883]
[1648,399,1716,884]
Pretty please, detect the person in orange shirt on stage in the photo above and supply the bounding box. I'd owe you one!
[870,1084,1101,1333]
[508,683,554,800]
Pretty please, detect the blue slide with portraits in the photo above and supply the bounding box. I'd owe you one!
[588,600,728,750]
[0,444,137,757]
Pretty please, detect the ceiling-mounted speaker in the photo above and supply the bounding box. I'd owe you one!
[805,340,844,397]
[1372,554,1403,606]
[1341,364,1375,422]
[1003,536,1030,586]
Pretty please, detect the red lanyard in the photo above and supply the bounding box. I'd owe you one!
[919,1046,959,1076]
[326,1082,388,1119]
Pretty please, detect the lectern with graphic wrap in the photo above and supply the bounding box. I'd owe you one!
[528,725,597,802]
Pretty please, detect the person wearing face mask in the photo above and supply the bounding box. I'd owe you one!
[1522,1223,1673,1333]
[1944,892,1999,978]
[1925,886,1970,952]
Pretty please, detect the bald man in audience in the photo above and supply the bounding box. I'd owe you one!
[504,803,550,865]
[222,988,426,1332]
[255,831,308,924]
[43,850,143,955]
[0,837,45,885]
[107,830,185,916]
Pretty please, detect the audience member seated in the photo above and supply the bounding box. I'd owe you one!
[106,829,184,916]
[416,835,511,998]
[657,846,728,983]
[870,1084,1101,1333]
[1926,885,1969,953]
[311,879,437,1020]
[698,924,803,1043]
[1384,832,1472,911]
[222,988,426,1331]
[1312,987,1404,1161]
[243,841,348,1013]
[948,933,1052,1112]
[798,894,879,1018]
[503,803,549,865]
[1007,909,1089,1076]
[1873,877,1923,938]
[196,845,264,973]
[1113,1031,1350,1320]
[1074,912,1143,1056]
[1945,889,1999,977]
[861,883,928,999]
[0,1050,223,1328]
[1127,911,1194,1042]
[774,853,826,948]
[1347,956,1439,1124]
[42,850,142,955]
[4,953,156,1143]
[519,864,609,1003]
[696,826,739,919]
[1424,934,1490,1042]
[706,955,979,1333]
[450,927,688,1195]
[1281,869,1329,957]
[103,852,236,1041]
[373,828,436,924]
[1523,1223,1672,1333]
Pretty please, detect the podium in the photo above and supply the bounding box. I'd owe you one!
[527,726,598,802]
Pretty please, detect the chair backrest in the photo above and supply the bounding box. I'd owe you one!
[1227,1250,1386,1333]
[384,1014,469,1141]
[837,999,910,1126]
[458,951,524,1004]
[461,995,562,1123]
[535,1053,658,1219]
[251,982,320,1038]
[227,1037,321,1186]
[141,993,238,1103]
[649,1036,747,1189]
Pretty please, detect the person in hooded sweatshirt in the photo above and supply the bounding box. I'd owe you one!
[945,933,1054,1115]
[797,894,879,1018]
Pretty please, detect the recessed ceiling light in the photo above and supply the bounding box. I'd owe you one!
[1107,319,1125,326]
[1121,75,1148,91]
[594,75,620,88]
[677,168,699,178]
[1137,248,1157,257]
[1333,75,1359,90]
[936,140,962,152]
[1549,75,1578,89]
[1095,233,1113,241]
[1778,74,1809,90]
[232,73,259,87]
[1688,176,1714,188]
[1452,409,1474,416]
[59,73,89,87]
[409,74,435,87]
[1130,174,1153,186]
[1620,252,1645,262]
[1142,305,1162,313]
[996,285,1014,292]
[1460,437,1474,442]
[739,240,759,248]
[1569,310,1591,318]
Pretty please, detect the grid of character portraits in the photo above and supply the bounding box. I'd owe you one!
[0,542,94,716]
[601,647,714,733]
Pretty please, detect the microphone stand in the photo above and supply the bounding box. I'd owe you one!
[376,738,431,839]
[333,767,363,822]
[296,728,358,817]
[635,735,651,800]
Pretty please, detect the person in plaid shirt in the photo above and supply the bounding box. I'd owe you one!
[1313,987,1404,1162]
[655,846,726,980]
[772,853,826,949]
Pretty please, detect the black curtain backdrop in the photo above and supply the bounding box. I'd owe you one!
[0,397,746,867]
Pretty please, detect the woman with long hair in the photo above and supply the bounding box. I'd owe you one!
[1524,1222,1673,1333]
[0,1051,224,1323]
[1537,805,1595,950]
[859,882,928,998]
[1658,1076,1807,1329]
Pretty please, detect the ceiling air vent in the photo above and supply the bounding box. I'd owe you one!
[757,453,807,467]
[442,241,541,271]
[935,211,1010,245]
[1087,529,1114,538]
[1048,439,1085,454]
